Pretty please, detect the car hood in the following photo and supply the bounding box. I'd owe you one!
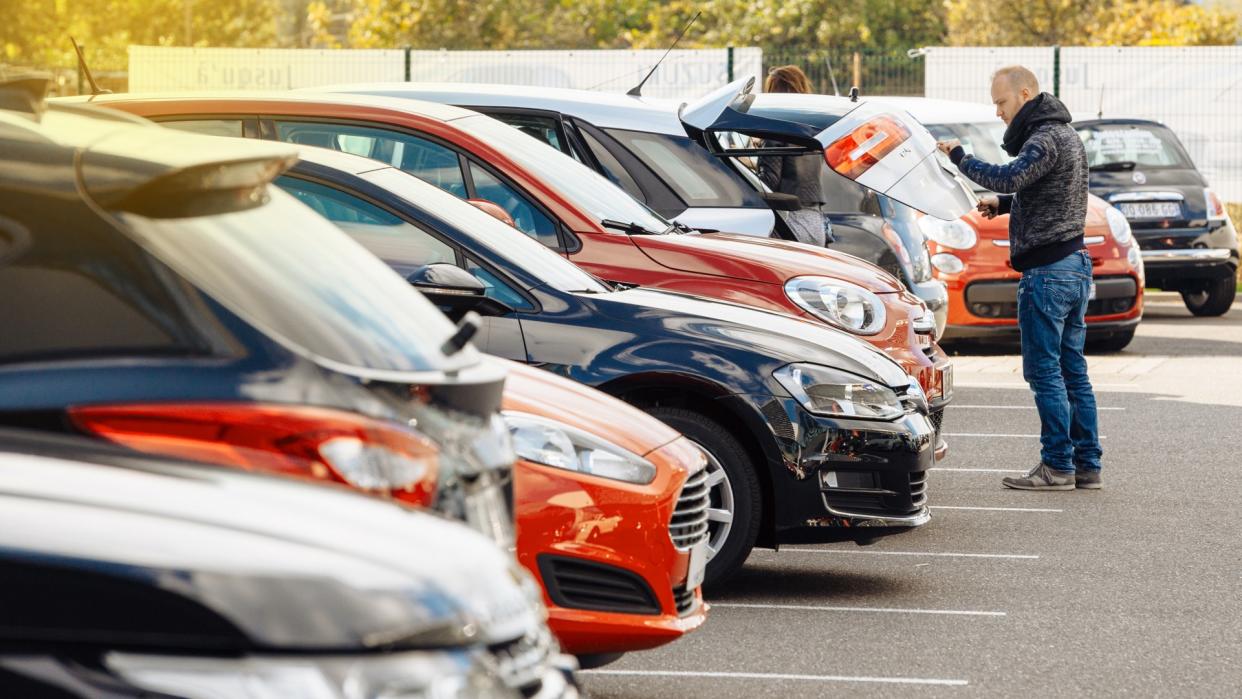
[598,287,913,389]
[0,434,538,652]
[631,231,906,292]
[498,358,681,458]
[966,193,1113,240]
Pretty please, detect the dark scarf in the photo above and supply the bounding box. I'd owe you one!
[1001,92,1072,157]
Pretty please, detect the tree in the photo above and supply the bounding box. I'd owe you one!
[943,0,1241,46]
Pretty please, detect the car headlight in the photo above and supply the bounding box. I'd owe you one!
[1105,205,1133,245]
[504,412,656,484]
[784,277,887,335]
[106,648,505,699]
[774,363,905,420]
[930,252,965,275]
[1127,243,1142,271]
[917,216,977,250]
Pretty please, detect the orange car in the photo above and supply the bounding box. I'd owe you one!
[502,362,707,666]
[921,193,1144,351]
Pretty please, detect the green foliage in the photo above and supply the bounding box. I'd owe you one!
[944,0,1241,47]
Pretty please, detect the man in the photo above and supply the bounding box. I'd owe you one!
[937,65,1103,491]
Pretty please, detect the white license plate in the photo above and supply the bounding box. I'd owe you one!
[686,539,709,590]
[1118,202,1180,219]
[1089,282,1098,300]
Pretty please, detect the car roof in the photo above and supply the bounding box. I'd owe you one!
[307,82,689,135]
[1073,117,1171,129]
[286,141,392,175]
[61,89,481,123]
[865,96,999,125]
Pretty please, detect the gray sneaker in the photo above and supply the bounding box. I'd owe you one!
[1075,470,1103,490]
[1002,462,1075,491]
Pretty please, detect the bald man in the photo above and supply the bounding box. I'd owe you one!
[936,66,1103,491]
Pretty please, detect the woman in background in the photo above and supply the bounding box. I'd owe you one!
[758,65,830,247]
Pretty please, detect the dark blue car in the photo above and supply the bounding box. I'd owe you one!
[279,145,937,585]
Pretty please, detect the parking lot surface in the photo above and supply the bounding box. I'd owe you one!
[581,292,1242,697]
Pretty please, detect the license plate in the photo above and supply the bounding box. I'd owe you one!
[1118,202,1180,219]
[940,364,953,401]
[686,539,709,590]
[1089,282,1097,300]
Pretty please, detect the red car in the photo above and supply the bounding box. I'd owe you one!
[82,91,964,453]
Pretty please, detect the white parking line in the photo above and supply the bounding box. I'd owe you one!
[710,602,1006,617]
[958,382,1134,390]
[931,467,1026,473]
[952,405,1126,411]
[782,549,1039,560]
[946,433,1107,439]
[581,670,969,687]
[932,505,1063,513]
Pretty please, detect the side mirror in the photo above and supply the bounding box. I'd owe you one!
[467,199,516,228]
[406,263,513,320]
[761,191,802,212]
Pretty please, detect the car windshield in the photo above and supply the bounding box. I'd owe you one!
[453,114,673,235]
[119,187,476,375]
[1075,123,1192,170]
[603,129,766,207]
[365,168,611,294]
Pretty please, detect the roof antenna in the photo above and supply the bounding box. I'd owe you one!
[824,54,840,96]
[627,11,701,97]
[849,86,859,102]
[70,36,110,97]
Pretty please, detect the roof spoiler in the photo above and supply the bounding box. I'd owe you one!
[0,75,51,118]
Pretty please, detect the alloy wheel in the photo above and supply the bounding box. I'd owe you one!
[690,439,734,561]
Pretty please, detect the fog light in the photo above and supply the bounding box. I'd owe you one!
[820,470,879,489]
[931,253,964,274]
[971,303,995,317]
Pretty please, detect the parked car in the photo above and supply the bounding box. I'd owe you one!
[503,361,707,666]
[310,81,951,335]
[0,86,515,546]
[1074,118,1238,316]
[273,144,937,586]
[881,97,1145,350]
[0,428,576,698]
[80,90,955,456]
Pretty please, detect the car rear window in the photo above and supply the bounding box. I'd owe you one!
[118,187,477,375]
[1076,124,1192,169]
[604,129,766,208]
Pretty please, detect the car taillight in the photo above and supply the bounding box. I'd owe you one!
[69,403,439,504]
[824,116,912,180]
[1205,188,1227,220]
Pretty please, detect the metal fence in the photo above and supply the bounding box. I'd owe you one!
[921,45,1242,203]
[763,49,924,97]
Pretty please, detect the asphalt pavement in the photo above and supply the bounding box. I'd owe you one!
[580,292,1242,698]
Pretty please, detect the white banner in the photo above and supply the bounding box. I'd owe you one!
[923,46,1242,201]
[128,46,406,92]
[405,48,763,100]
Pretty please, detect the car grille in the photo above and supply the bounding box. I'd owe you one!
[489,623,556,698]
[823,469,929,517]
[964,277,1138,319]
[910,470,928,508]
[537,555,659,615]
[930,408,944,443]
[669,467,710,550]
[672,584,699,617]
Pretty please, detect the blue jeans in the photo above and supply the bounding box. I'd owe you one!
[1018,250,1103,473]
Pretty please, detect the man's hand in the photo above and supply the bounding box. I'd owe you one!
[977,194,1000,219]
[936,139,961,156]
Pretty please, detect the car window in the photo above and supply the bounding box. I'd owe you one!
[575,128,646,202]
[465,256,534,310]
[1076,124,1192,169]
[491,114,563,152]
[275,177,457,275]
[160,119,246,138]
[605,129,765,207]
[272,121,468,197]
[467,162,559,248]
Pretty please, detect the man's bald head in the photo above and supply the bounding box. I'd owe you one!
[991,65,1040,125]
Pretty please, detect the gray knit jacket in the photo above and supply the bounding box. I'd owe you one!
[950,93,1088,271]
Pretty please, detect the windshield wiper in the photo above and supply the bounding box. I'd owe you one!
[601,218,661,235]
[1090,161,1137,172]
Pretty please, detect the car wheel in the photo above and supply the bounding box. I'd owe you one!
[1181,276,1236,317]
[1086,327,1136,353]
[645,407,761,588]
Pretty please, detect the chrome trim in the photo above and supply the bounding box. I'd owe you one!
[821,502,932,528]
[1085,235,1106,245]
[913,311,937,334]
[1108,191,1184,203]
[1141,248,1232,262]
[992,239,1010,247]
[669,455,711,551]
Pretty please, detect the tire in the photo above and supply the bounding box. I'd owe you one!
[1181,276,1236,317]
[645,406,761,588]
[1086,327,1136,353]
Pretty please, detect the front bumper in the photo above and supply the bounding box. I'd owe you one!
[513,437,707,657]
[942,274,1143,341]
[735,395,934,545]
[909,278,950,338]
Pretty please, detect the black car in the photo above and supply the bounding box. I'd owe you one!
[0,429,575,698]
[278,145,936,586]
[1075,118,1239,316]
[0,80,514,545]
